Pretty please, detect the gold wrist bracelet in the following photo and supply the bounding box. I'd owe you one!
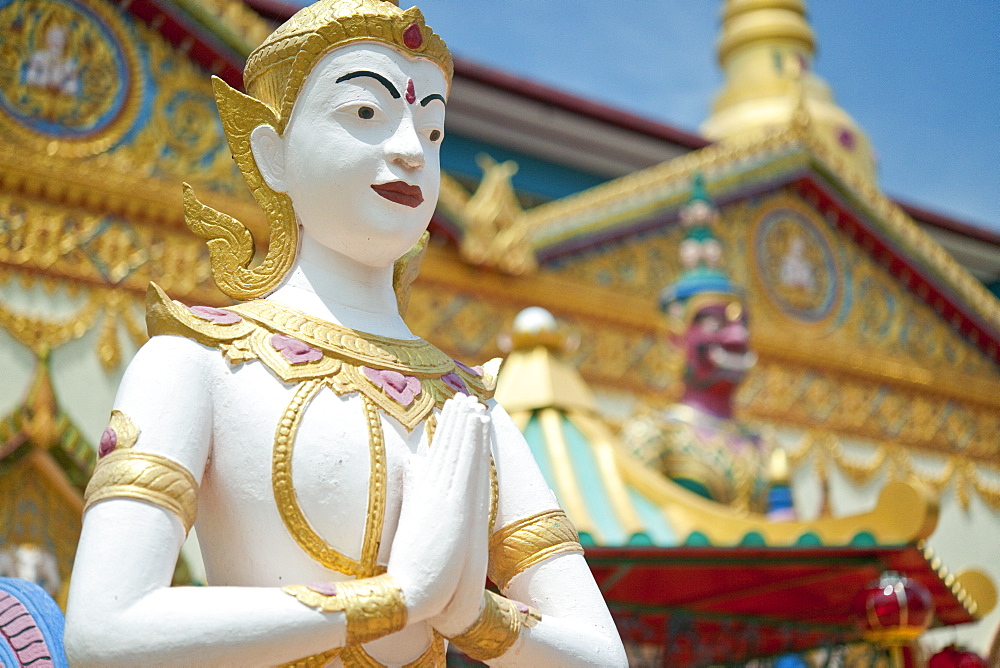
[447,590,540,662]
[283,575,407,645]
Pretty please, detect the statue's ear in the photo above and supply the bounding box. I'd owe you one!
[250,124,288,193]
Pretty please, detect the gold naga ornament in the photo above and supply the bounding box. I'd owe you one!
[184,0,453,300]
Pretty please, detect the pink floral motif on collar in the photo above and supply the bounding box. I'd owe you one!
[271,333,323,364]
[363,367,422,406]
[187,305,242,325]
[441,372,468,395]
[453,359,483,377]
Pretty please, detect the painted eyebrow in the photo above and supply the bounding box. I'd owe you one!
[420,93,446,107]
[335,71,400,98]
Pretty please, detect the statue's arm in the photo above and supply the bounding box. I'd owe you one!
[66,336,484,667]
[442,402,627,666]
[65,335,355,666]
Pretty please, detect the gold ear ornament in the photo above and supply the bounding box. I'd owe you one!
[184,77,299,300]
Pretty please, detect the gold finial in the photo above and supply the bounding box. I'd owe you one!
[494,307,596,415]
[702,0,877,182]
[459,154,537,276]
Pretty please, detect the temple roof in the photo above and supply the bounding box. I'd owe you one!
[451,107,1000,366]
[124,1,999,289]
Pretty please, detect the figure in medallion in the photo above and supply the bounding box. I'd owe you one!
[65,2,626,666]
[623,176,795,519]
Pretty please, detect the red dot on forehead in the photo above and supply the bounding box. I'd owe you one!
[403,22,423,49]
[405,78,415,104]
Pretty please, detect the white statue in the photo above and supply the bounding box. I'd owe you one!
[779,235,816,291]
[65,2,625,666]
[26,25,80,96]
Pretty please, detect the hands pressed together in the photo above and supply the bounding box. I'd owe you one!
[387,394,493,635]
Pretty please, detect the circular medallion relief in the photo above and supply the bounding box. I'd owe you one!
[0,0,142,157]
[754,207,840,323]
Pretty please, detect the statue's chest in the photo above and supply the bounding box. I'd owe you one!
[203,362,428,578]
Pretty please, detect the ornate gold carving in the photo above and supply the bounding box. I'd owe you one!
[0,192,221,302]
[0,0,144,158]
[393,231,429,318]
[231,298,456,376]
[457,155,537,276]
[0,268,148,371]
[106,410,139,449]
[779,428,1000,513]
[488,509,583,591]
[515,97,1000,341]
[184,78,297,300]
[340,633,445,668]
[0,278,100,356]
[243,0,452,128]
[917,541,994,620]
[171,0,273,54]
[0,10,253,225]
[146,285,492,576]
[83,449,198,533]
[447,590,539,662]
[283,575,407,646]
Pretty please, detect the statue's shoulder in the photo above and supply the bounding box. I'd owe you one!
[446,357,495,404]
[146,282,255,347]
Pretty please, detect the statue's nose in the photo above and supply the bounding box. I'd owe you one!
[387,121,425,171]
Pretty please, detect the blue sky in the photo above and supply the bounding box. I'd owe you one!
[288,2,1000,232]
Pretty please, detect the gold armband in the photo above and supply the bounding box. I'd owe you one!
[447,590,540,662]
[282,575,407,646]
[83,448,198,533]
[488,509,584,590]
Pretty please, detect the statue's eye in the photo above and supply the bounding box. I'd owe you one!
[429,129,441,142]
[358,106,375,120]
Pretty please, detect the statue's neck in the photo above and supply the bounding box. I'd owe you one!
[266,236,416,339]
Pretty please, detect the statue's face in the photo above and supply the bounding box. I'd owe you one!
[279,42,447,268]
[682,302,755,390]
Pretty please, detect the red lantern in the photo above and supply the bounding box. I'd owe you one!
[929,645,988,668]
[851,571,934,645]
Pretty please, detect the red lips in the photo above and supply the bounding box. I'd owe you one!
[371,181,423,208]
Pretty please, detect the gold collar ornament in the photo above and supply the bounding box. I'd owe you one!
[184,0,452,300]
[146,282,497,580]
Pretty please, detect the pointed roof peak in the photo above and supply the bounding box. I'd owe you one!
[703,0,877,182]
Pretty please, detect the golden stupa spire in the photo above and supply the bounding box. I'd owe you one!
[701,0,877,181]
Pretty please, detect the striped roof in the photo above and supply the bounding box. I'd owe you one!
[495,323,938,550]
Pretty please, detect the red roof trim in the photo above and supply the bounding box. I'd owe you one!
[126,0,244,89]
[453,58,710,151]
[895,199,1000,247]
[130,1,996,250]
[795,177,1000,364]
[242,0,300,23]
[237,1,709,151]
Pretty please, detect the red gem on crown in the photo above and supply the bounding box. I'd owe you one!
[403,22,423,49]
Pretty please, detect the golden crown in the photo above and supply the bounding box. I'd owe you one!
[244,0,453,130]
[184,0,450,301]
